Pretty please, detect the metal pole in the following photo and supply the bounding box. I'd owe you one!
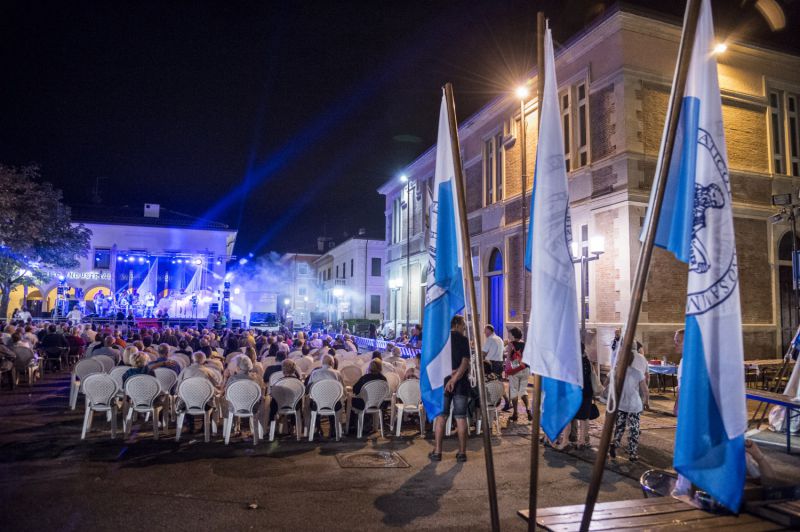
[520,96,528,325]
[406,181,411,337]
[579,1,701,529]
[444,82,500,532]
[580,256,587,342]
[525,12,546,532]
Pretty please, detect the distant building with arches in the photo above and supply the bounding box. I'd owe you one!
[7,204,237,319]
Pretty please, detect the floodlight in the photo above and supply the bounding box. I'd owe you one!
[772,193,792,206]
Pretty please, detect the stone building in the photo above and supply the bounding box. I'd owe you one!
[379,5,800,366]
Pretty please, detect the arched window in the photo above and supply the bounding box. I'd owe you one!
[486,248,504,337]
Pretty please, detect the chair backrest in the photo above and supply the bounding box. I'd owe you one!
[381,361,396,375]
[295,356,313,375]
[384,372,401,394]
[83,373,118,408]
[93,355,116,373]
[393,360,408,378]
[177,377,215,411]
[262,356,277,367]
[108,366,129,392]
[309,379,343,412]
[170,353,190,367]
[340,365,362,387]
[396,379,421,406]
[270,378,305,411]
[359,380,390,410]
[74,358,104,380]
[153,367,178,395]
[125,374,161,409]
[334,349,349,359]
[486,380,505,407]
[286,351,302,360]
[225,379,262,414]
[268,371,288,387]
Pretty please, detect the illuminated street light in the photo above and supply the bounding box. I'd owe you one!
[332,287,344,298]
[234,286,241,295]
[713,42,727,54]
[283,297,290,306]
[399,174,408,183]
[515,85,530,99]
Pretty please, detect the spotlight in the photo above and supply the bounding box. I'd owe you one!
[515,85,530,99]
[57,274,66,282]
[117,256,124,262]
[239,258,248,265]
[248,252,254,258]
[127,257,134,262]
[171,259,176,264]
[138,257,144,263]
[234,287,241,295]
[177,259,183,264]
[216,259,222,265]
[193,258,202,265]
[713,42,727,55]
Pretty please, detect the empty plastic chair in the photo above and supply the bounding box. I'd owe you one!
[69,358,104,410]
[80,373,120,440]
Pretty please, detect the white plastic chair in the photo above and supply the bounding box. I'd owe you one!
[124,374,167,439]
[262,356,277,367]
[308,380,344,442]
[169,354,190,369]
[223,379,264,445]
[477,380,505,436]
[108,366,130,399]
[268,378,305,441]
[175,377,218,443]
[348,380,390,439]
[286,351,302,360]
[80,373,120,440]
[93,354,116,373]
[295,356,313,375]
[394,379,425,437]
[334,349,349,359]
[69,358,104,410]
[154,367,179,422]
[340,366,361,388]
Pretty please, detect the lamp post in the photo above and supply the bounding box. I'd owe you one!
[400,174,411,337]
[516,84,530,324]
[388,278,403,339]
[571,236,605,342]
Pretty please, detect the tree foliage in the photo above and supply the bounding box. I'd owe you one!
[0,164,92,316]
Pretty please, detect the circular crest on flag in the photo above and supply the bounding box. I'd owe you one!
[686,127,738,316]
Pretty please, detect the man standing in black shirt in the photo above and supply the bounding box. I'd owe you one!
[430,315,471,463]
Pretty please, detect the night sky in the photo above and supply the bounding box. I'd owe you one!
[2,1,798,255]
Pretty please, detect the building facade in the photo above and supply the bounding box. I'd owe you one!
[6,204,237,318]
[278,252,322,326]
[314,236,386,323]
[380,6,800,366]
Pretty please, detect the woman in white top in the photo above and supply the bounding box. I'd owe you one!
[610,342,650,462]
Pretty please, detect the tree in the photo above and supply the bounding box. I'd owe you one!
[0,165,91,317]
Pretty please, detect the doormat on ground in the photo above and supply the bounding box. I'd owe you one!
[336,451,410,468]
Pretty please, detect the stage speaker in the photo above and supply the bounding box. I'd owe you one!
[209,303,219,314]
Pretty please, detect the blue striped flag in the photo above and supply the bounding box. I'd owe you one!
[522,26,583,441]
[642,0,746,512]
[420,93,466,421]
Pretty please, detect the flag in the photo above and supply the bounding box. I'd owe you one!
[643,0,746,512]
[523,26,583,441]
[420,93,466,421]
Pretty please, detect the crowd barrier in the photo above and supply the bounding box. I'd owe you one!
[351,336,420,358]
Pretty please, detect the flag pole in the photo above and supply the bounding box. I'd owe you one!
[525,11,546,532]
[443,82,501,532]
[578,0,702,530]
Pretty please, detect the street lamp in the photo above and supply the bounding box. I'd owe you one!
[571,235,605,342]
[399,173,411,337]
[388,278,403,339]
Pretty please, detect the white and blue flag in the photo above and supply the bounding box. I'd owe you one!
[523,25,583,442]
[421,93,466,421]
[643,0,746,512]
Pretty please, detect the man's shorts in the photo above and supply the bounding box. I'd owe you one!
[443,392,469,419]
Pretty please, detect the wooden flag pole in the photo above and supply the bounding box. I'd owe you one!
[444,82,501,532]
[578,1,702,530]
[525,12,546,532]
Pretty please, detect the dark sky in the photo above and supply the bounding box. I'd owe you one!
[2,1,798,255]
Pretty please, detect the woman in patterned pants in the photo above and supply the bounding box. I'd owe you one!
[609,347,649,462]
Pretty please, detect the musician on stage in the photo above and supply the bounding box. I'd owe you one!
[94,290,106,317]
[144,291,156,317]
